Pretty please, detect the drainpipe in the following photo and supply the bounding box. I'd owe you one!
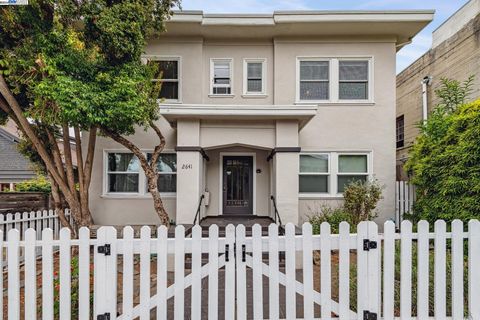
[421,76,432,121]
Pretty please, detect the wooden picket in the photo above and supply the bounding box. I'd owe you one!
[395,181,416,227]
[0,220,479,319]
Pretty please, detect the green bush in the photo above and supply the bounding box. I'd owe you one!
[308,179,383,233]
[406,77,480,224]
[15,175,51,193]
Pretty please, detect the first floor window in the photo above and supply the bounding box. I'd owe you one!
[299,154,329,193]
[212,59,232,95]
[299,152,370,196]
[396,115,405,148]
[106,152,177,195]
[147,153,177,193]
[337,154,368,192]
[149,58,180,101]
[107,153,140,193]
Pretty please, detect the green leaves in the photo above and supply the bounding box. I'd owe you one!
[406,81,480,224]
[1,0,177,132]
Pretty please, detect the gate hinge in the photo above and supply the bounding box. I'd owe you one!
[97,313,110,320]
[225,244,229,262]
[242,244,246,262]
[363,239,377,251]
[97,244,111,256]
[363,310,377,320]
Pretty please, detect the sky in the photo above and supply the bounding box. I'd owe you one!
[179,0,469,73]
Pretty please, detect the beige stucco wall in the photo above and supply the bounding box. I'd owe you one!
[86,37,397,226]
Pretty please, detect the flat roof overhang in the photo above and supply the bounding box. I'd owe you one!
[159,104,318,130]
[158,10,435,51]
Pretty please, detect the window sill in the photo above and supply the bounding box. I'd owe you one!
[101,193,177,199]
[299,194,344,200]
[295,101,375,106]
[208,94,235,98]
[241,94,268,98]
[158,100,182,104]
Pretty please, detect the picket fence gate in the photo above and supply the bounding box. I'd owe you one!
[395,181,415,227]
[1,220,480,319]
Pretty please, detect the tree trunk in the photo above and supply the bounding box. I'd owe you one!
[101,126,170,226]
[145,168,170,226]
[49,173,75,233]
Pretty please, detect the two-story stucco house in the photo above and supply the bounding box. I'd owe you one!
[85,10,433,227]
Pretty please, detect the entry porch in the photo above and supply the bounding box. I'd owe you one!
[159,104,317,226]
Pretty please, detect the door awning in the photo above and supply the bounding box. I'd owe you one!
[159,104,318,129]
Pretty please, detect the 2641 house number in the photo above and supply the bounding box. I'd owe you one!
[181,164,193,169]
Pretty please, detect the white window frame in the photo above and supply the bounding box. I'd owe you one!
[299,153,331,196]
[299,151,372,198]
[210,58,234,96]
[243,58,266,96]
[142,55,182,103]
[102,149,177,198]
[296,56,374,104]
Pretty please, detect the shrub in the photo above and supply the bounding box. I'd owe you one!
[309,179,383,233]
[15,175,51,193]
[406,77,480,224]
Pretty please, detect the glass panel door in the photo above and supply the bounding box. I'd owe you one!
[223,156,253,215]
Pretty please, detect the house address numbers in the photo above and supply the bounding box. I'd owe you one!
[181,164,193,170]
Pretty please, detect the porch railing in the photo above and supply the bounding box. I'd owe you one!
[193,194,205,225]
[270,195,283,226]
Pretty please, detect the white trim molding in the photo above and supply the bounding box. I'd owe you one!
[242,58,267,96]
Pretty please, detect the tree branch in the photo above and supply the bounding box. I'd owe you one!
[0,74,74,200]
[83,126,97,189]
[149,121,166,168]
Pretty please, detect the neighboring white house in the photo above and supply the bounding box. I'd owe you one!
[85,10,433,226]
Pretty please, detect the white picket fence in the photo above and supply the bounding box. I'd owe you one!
[0,209,71,266]
[1,220,480,319]
[395,181,416,227]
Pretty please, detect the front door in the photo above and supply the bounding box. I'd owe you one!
[223,156,253,215]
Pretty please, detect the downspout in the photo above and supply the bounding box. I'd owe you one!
[421,76,432,121]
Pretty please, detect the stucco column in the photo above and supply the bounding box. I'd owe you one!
[175,120,203,224]
[273,120,300,225]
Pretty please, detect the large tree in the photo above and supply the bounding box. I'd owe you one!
[0,0,179,231]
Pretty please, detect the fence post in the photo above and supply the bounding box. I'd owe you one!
[94,226,117,319]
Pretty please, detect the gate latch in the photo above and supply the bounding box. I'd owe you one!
[363,311,377,320]
[97,244,111,256]
[363,239,377,251]
[225,244,229,262]
[97,313,111,320]
[242,244,246,262]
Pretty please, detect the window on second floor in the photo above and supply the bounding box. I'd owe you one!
[297,57,372,103]
[396,115,405,148]
[149,58,181,102]
[339,60,369,100]
[211,59,233,95]
[243,59,266,95]
[298,60,330,101]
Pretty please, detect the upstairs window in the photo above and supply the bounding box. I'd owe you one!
[298,60,329,101]
[244,59,266,95]
[150,58,180,101]
[339,60,369,100]
[396,115,405,148]
[211,59,233,95]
